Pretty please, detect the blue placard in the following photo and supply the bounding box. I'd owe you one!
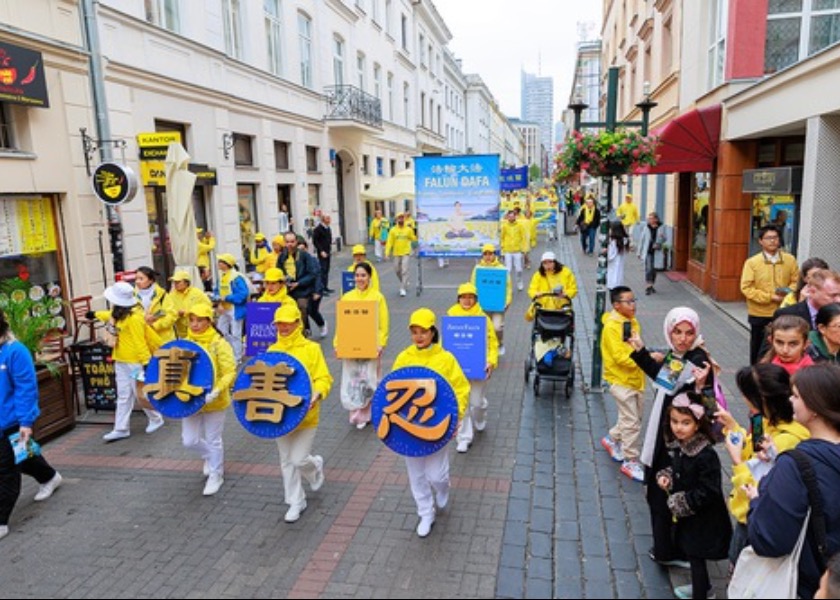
[342,271,356,294]
[474,267,508,312]
[232,352,312,438]
[441,316,487,380]
[500,166,528,191]
[245,302,281,357]
[144,340,215,418]
[371,366,459,457]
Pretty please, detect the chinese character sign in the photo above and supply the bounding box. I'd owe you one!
[474,267,508,312]
[232,352,312,438]
[500,166,528,191]
[143,340,215,418]
[441,316,487,380]
[371,366,459,457]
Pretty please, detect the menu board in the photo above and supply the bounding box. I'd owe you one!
[0,196,57,257]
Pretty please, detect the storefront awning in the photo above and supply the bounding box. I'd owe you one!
[644,105,722,174]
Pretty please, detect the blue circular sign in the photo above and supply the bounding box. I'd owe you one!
[371,366,459,457]
[232,352,312,438]
[144,340,215,419]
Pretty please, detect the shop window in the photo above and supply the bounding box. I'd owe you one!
[750,193,798,256]
[0,104,15,149]
[274,140,290,170]
[233,134,253,166]
[306,145,319,172]
[690,173,711,264]
[238,184,258,271]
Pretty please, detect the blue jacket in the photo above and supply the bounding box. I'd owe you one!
[748,439,840,599]
[214,273,250,320]
[0,339,40,431]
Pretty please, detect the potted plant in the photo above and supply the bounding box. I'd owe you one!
[553,128,659,182]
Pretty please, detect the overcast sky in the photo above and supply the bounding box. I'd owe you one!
[432,0,602,121]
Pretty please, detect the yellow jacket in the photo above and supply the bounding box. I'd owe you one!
[446,303,499,371]
[385,224,416,257]
[140,284,177,344]
[616,202,639,228]
[600,310,645,390]
[187,326,236,413]
[471,259,512,309]
[500,220,528,253]
[392,343,470,421]
[267,324,333,430]
[334,286,390,349]
[94,306,161,365]
[258,287,290,304]
[518,216,535,249]
[196,235,215,269]
[527,267,578,310]
[249,246,273,274]
[727,419,810,523]
[346,260,380,293]
[169,285,212,339]
[369,217,385,241]
[740,252,799,317]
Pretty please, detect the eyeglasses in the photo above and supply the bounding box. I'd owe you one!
[616,299,637,304]
[761,235,780,241]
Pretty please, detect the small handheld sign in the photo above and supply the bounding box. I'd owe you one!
[143,340,215,418]
[232,352,312,438]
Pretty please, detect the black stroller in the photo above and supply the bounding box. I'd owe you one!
[523,296,575,398]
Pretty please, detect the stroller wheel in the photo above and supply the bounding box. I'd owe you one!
[565,380,573,398]
[523,359,530,383]
[533,375,540,396]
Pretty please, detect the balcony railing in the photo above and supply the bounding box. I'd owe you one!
[324,85,383,128]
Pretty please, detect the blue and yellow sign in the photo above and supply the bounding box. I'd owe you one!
[143,340,214,418]
[232,352,312,438]
[372,367,458,457]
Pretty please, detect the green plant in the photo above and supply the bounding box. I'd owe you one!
[0,277,65,372]
[553,128,659,181]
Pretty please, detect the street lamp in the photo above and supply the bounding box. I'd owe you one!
[567,67,657,389]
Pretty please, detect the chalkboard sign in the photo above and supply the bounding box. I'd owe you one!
[70,342,117,411]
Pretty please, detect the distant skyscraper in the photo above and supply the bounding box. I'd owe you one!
[521,70,554,155]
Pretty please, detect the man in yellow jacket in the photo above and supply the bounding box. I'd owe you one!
[385,213,417,297]
[500,210,528,291]
[616,194,640,245]
[196,228,216,292]
[368,209,387,262]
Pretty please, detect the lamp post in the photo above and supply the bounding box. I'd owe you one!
[567,66,657,389]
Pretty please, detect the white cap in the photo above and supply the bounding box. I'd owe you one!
[104,281,137,307]
[541,251,557,262]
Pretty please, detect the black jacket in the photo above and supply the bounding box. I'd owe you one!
[276,248,319,299]
[312,223,332,255]
[576,206,601,231]
[773,300,814,329]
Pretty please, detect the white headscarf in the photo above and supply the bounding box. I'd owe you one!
[663,306,704,354]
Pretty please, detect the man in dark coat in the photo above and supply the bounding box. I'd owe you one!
[276,231,319,334]
[312,215,334,294]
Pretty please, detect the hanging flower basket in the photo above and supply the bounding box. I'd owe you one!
[553,128,659,182]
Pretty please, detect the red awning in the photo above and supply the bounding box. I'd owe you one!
[644,105,722,174]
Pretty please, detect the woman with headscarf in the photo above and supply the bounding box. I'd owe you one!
[627,306,716,569]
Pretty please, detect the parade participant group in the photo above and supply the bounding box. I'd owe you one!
[4,193,840,600]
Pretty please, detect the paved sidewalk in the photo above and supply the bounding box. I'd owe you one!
[1,228,750,599]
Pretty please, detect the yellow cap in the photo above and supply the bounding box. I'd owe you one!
[188,304,214,319]
[481,243,496,254]
[272,234,284,245]
[217,253,237,267]
[457,282,477,297]
[169,270,191,282]
[196,227,203,233]
[273,302,301,323]
[409,308,436,330]
[352,244,366,255]
[264,267,285,283]
[255,232,266,240]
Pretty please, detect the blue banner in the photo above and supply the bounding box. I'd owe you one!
[500,166,528,191]
[474,267,508,312]
[232,352,312,438]
[341,271,356,294]
[143,340,215,418]
[442,316,487,380]
[371,366,459,457]
[415,154,500,257]
[245,302,281,357]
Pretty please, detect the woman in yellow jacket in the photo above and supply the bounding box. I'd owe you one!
[134,266,177,344]
[90,282,164,442]
[168,270,212,339]
[471,243,512,356]
[181,303,236,496]
[527,251,578,315]
[447,283,498,454]
[258,268,290,304]
[333,262,389,428]
[267,302,333,523]
[248,233,273,275]
[346,244,380,293]
[196,228,215,292]
[391,308,470,537]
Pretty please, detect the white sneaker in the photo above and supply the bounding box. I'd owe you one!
[203,472,224,496]
[310,455,325,492]
[0,525,8,540]
[202,460,210,477]
[319,324,329,339]
[416,514,435,537]
[498,345,506,357]
[456,440,470,453]
[284,501,307,523]
[436,487,449,511]
[34,472,62,502]
[145,416,164,434]
[399,288,407,297]
[474,419,487,432]
[620,460,646,483]
[355,422,367,430]
[517,281,523,291]
[102,430,130,442]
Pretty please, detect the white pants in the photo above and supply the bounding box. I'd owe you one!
[217,307,243,363]
[181,410,226,475]
[487,311,505,345]
[504,252,523,283]
[457,380,488,446]
[276,426,319,508]
[374,239,384,260]
[114,361,161,433]
[394,255,411,288]
[405,446,450,518]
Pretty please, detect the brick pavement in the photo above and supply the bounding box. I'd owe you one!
[1,222,751,599]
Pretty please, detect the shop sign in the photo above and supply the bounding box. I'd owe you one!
[742,167,803,194]
[137,131,181,185]
[189,163,218,186]
[91,162,138,206]
[0,41,49,108]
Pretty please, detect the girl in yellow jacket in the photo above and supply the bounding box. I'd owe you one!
[258,268,290,304]
[471,243,512,355]
[183,303,236,496]
[91,282,164,442]
[267,303,333,523]
[391,308,470,537]
[346,244,380,293]
[333,262,389,428]
[447,283,498,454]
[168,270,212,339]
[134,266,177,344]
[527,251,578,315]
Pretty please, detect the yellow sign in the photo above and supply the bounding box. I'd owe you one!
[14,197,57,255]
[140,161,167,186]
[137,132,181,147]
[335,300,379,359]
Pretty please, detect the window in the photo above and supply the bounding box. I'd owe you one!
[765,0,840,73]
[385,0,393,36]
[0,104,15,149]
[298,11,313,88]
[373,63,382,100]
[403,82,410,127]
[274,140,290,170]
[307,184,320,214]
[233,134,253,166]
[265,0,283,76]
[390,158,396,176]
[376,157,383,176]
[419,33,426,65]
[362,154,370,175]
[420,92,426,126]
[662,17,673,73]
[306,145,319,172]
[387,72,394,120]
[707,0,727,89]
[690,172,711,264]
[371,0,380,23]
[145,0,180,32]
[401,14,408,51]
[357,52,366,90]
[223,0,243,59]
[333,35,345,85]
[238,184,259,262]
